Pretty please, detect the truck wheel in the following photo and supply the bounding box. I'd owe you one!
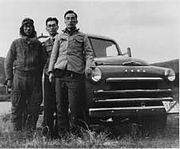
[140,113,167,133]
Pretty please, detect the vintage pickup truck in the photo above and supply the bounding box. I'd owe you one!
[39,34,176,130]
[85,34,176,130]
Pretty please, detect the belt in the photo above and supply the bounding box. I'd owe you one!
[54,69,84,79]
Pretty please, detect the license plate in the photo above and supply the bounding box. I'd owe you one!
[163,101,179,114]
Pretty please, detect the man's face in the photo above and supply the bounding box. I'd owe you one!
[64,13,78,30]
[23,24,33,37]
[46,20,59,37]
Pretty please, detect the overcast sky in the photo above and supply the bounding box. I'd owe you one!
[0,0,179,63]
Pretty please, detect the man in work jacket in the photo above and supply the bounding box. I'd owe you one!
[5,18,45,131]
[48,10,94,137]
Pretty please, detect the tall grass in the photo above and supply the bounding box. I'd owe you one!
[0,113,178,148]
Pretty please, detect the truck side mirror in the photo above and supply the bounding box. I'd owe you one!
[127,47,132,57]
[122,47,132,57]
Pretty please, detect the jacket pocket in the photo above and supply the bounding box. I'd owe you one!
[74,37,83,44]
[73,37,84,49]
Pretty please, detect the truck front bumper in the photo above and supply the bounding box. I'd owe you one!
[89,106,166,117]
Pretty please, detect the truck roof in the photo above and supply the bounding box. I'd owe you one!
[87,33,117,42]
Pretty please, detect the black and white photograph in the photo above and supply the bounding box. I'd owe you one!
[0,0,179,148]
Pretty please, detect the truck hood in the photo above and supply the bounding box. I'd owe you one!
[94,56,149,66]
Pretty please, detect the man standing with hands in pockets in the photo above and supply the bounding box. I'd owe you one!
[48,10,94,137]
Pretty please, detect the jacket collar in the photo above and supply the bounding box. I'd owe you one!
[21,36,37,44]
[62,28,79,35]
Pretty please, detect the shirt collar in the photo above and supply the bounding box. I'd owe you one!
[48,33,58,42]
[62,28,79,35]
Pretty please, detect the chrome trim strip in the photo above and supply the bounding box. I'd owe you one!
[89,106,165,112]
[94,89,172,94]
[95,97,173,102]
[106,77,163,82]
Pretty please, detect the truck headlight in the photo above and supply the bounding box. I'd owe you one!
[164,69,175,81]
[91,67,102,82]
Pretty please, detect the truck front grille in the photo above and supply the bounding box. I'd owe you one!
[106,77,165,90]
[91,77,173,108]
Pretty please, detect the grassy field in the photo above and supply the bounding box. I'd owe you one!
[0,88,178,148]
[0,89,178,148]
[0,112,178,148]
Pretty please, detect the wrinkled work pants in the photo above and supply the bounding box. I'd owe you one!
[11,70,42,131]
[43,74,57,136]
[55,70,87,135]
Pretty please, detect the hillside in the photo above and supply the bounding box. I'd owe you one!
[151,59,179,74]
[151,59,179,86]
[0,57,5,84]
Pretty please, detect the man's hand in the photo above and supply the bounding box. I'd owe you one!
[7,80,12,88]
[49,73,54,83]
[85,67,92,78]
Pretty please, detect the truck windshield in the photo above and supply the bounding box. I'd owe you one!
[89,37,120,57]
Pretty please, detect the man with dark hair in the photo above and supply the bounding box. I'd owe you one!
[5,18,45,131]
[42,17,59,138]
[48,10,94,137]
[45,17,59,27]
[63,10,78,19]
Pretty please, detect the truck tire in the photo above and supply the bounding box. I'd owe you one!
[140,113,167,133]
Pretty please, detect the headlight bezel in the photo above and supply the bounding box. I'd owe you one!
[164,68,176,82]
[91,67,102,82]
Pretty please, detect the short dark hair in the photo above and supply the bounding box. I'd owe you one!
[46,17,59,25]
[64,10,78,19]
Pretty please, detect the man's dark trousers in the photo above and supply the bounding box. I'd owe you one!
[55,70,87,135]
[11,70,42,131]
[43,74,57,136]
